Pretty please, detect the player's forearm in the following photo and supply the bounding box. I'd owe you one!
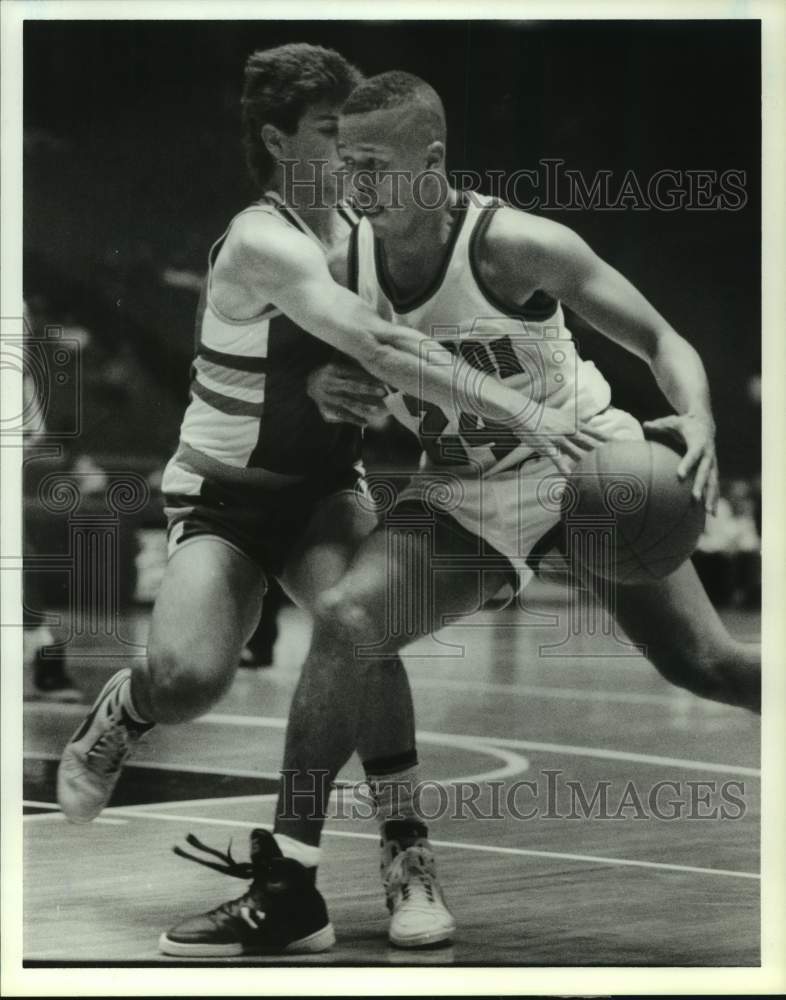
[366,320,533,429]
[314,285,534,428]
[563,265,714,427]
[276,272,548,431]
[649,330,715,425]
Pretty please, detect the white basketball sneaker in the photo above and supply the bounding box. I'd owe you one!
[381,820,456,948]
[57,668,153,823]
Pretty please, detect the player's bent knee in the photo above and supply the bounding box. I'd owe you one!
[145,642,234,722]
[314,586,388,651]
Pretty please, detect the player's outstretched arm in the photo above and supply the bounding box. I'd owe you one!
[487,209,720,512]
[231,218,598,472]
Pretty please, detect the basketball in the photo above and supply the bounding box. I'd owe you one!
[562,439,706,585]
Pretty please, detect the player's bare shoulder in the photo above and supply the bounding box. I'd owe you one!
[211,209,323,318]
[478,205,589,301]
[484,205,577,266]
[220,210,319,278]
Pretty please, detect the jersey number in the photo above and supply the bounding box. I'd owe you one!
[402,336,524,466]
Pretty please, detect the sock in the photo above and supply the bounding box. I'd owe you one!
[119,672,154,727]
[273,833,322,868]
[364,748,426,841]
[383,817,429,849]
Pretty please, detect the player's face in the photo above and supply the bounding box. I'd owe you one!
[338,108,438,236]
[280,101,345,206]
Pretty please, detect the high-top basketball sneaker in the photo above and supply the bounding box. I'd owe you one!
[381,819,456,948]
[159,829,335,957]
[57,668,153,823]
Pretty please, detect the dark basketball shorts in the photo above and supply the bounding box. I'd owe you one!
[164,470,367,579]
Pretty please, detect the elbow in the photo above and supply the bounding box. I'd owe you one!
[648,326,681,365]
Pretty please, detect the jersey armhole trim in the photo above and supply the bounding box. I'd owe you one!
[337,202,361,229]
[347,223,360,294]
[205,297,281,327]
[468,204,560,322]
[205,218,282,327]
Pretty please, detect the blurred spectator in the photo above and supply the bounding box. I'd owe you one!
[23,300,83,702]
[693,477,761,608]
[239,579,288,670]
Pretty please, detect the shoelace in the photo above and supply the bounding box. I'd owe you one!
[172,832,255,880]
[385,846,437,905]
[173,834,264,920]
[85,715,144,776]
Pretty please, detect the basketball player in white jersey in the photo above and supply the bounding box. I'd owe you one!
[59,48,606,957]
[308,70,759,717]
[267,68,763,938]
[314,72,760,680]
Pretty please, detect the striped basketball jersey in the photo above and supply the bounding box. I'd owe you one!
[162,196,362,495]
[349,193,612,476]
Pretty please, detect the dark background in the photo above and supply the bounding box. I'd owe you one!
[23,20,761,475]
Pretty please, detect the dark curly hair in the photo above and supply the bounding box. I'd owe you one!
[241,43,363,191]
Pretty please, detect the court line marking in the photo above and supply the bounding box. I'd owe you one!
[19,792,352,821]
[240,662,701,707]
[407,676,688,706]
[23,750,281,782]
[191,713,761,779]
[23,722,530,787]
[23,798,63,810]
[73,807,759,882]
[22,795,277,817]
[418,740,529,784]
[22,751,473,805]
[23,747,529,788]
[475,736,761,778]
[24,703,758,777]
[23,800,127,825]
[252,662,691,707]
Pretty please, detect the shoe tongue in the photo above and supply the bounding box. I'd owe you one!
[249,828,282,866]
[383,818,429,848]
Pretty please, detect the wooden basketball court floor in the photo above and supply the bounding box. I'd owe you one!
[22,583,761,967]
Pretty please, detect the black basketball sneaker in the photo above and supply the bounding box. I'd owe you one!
[159,829,335,957]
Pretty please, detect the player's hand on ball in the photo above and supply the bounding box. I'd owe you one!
[642,413,719,514]
[307,361,389,427]
[513,407,611,475]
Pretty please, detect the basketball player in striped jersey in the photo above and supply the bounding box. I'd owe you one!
[58,48,601,956]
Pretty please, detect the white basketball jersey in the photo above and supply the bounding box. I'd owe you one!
[350,193,612,475]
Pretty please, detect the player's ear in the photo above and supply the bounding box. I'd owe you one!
[425,140,445,170]
[261,123,285,162]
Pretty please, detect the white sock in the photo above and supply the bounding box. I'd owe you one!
[118,672,153,726]
[273,833,321,868]
[365,764,421,826]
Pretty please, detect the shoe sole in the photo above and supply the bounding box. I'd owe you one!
[389,921,456,949]
[158,922,336,958]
